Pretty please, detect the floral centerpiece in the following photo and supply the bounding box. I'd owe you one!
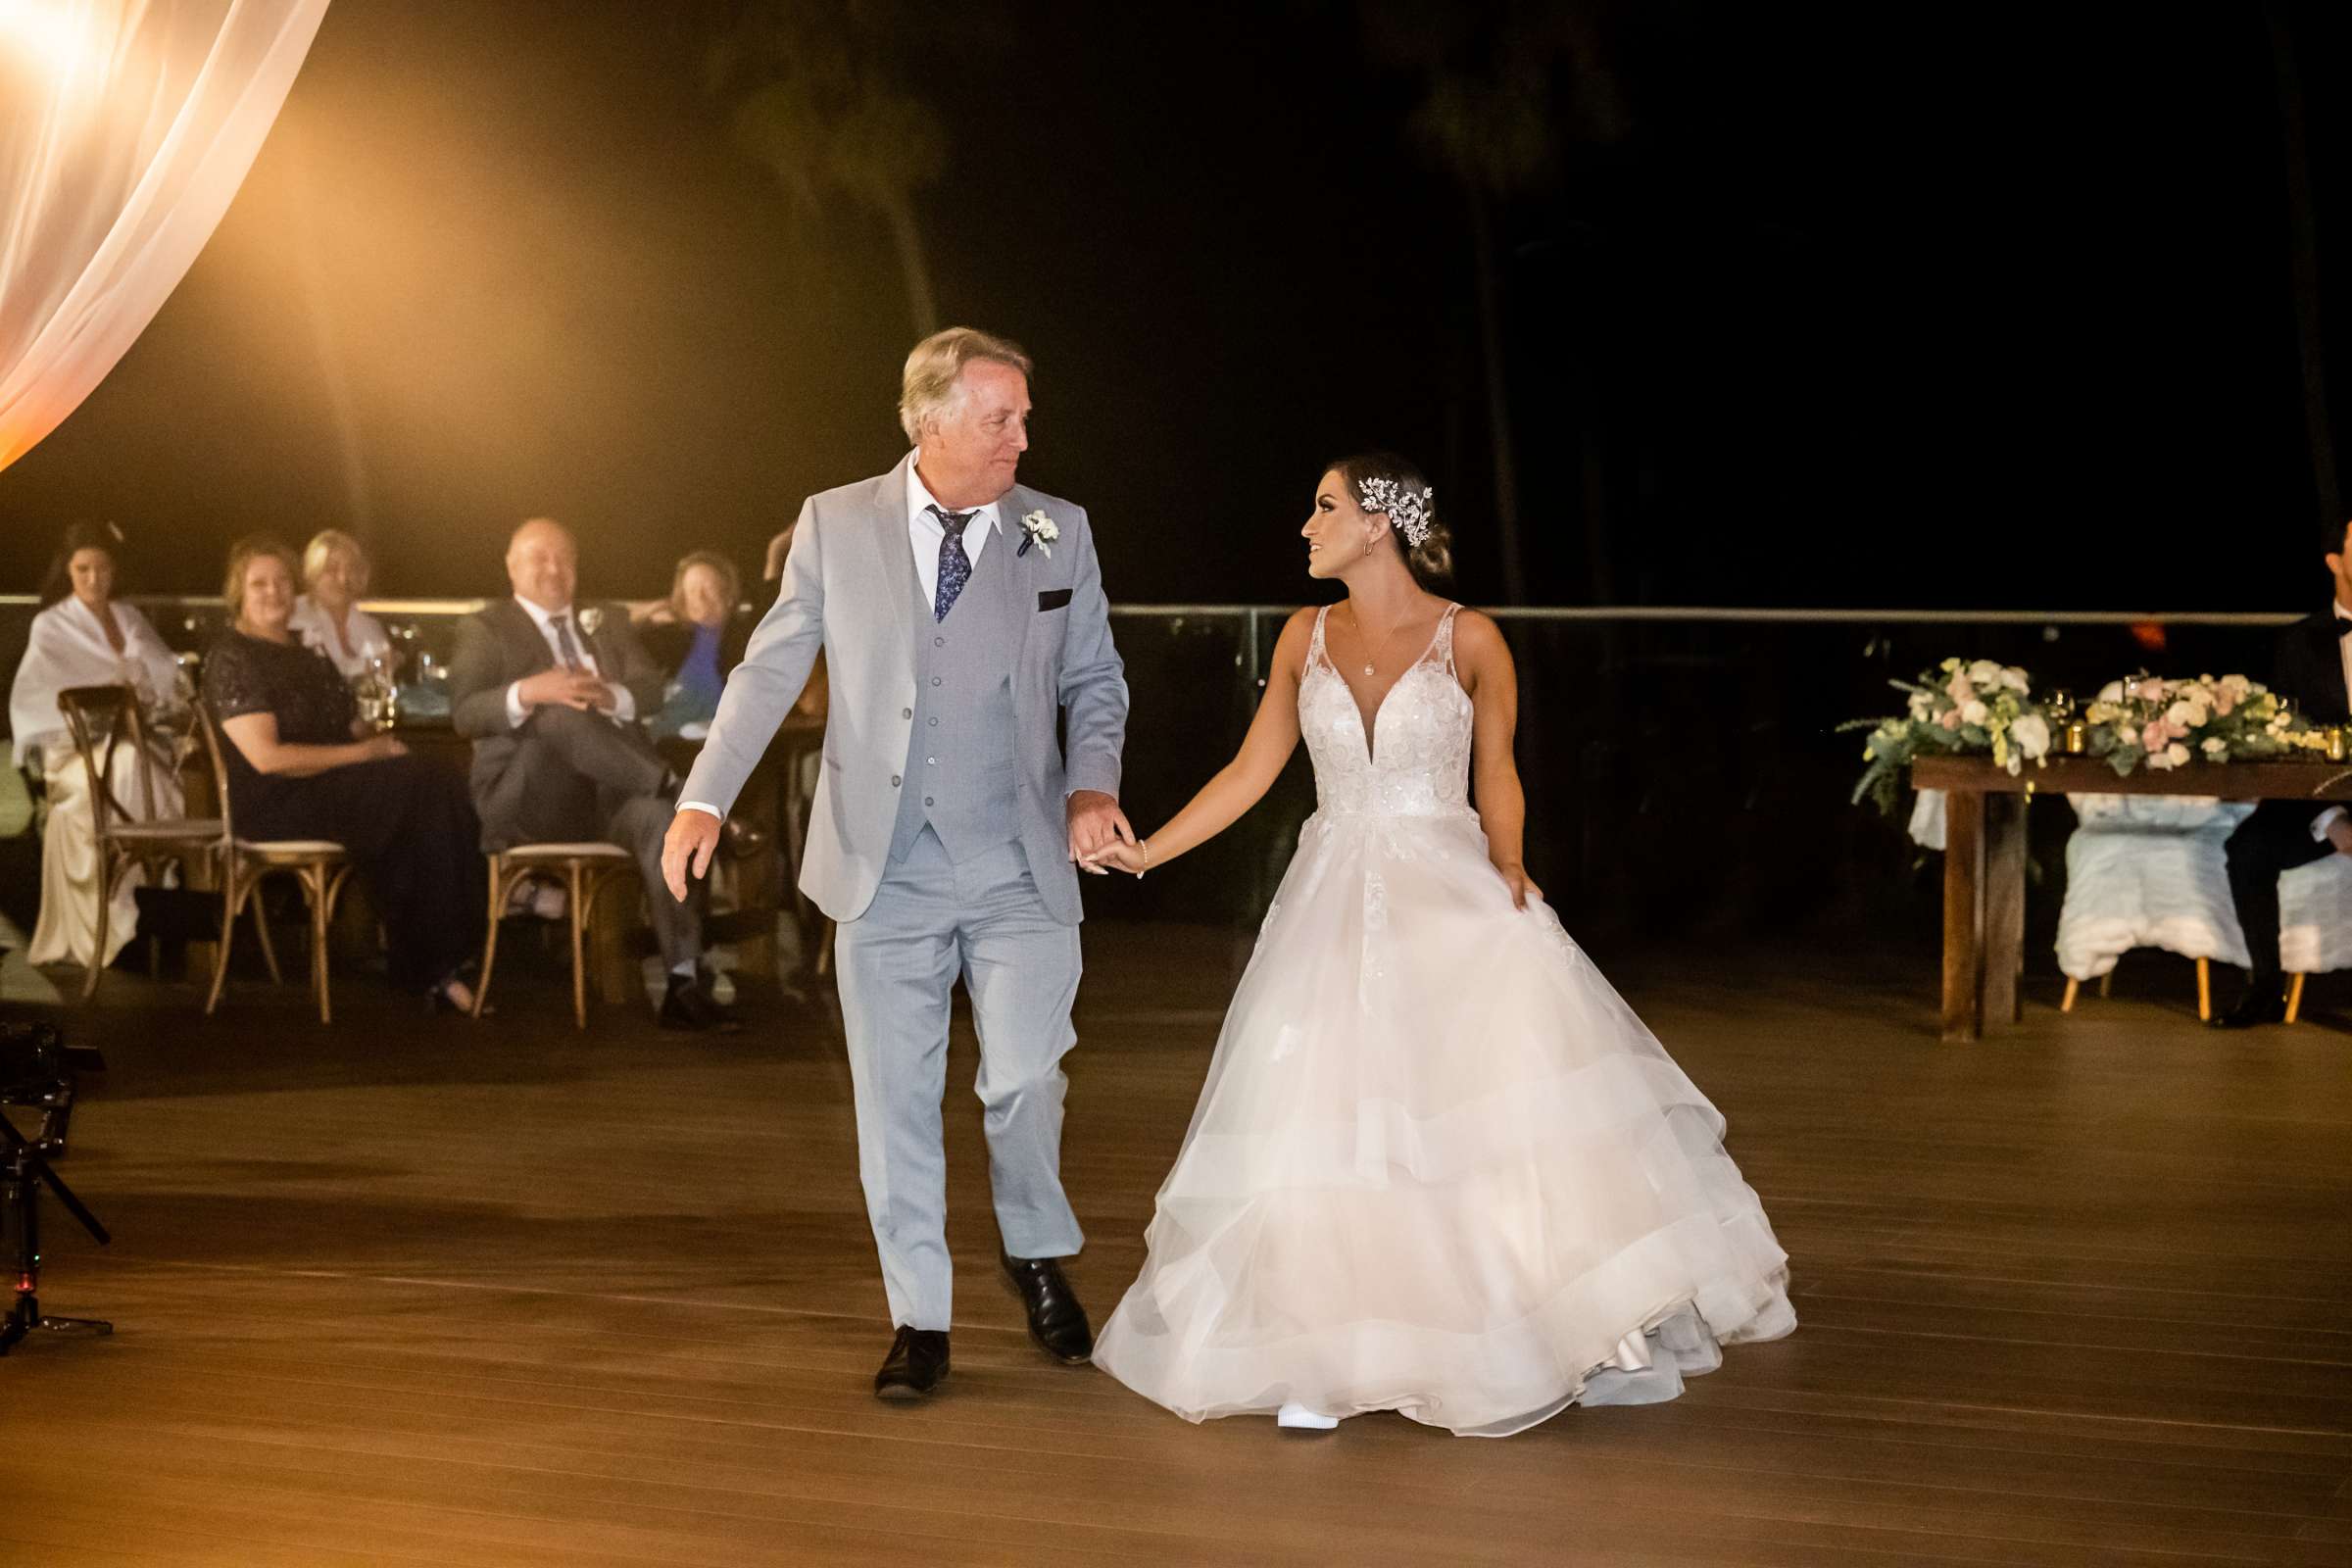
[1844,659,2052,814]
[2082,673,2328,775]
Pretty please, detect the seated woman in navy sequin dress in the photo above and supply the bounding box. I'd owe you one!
[201,535,488,1013]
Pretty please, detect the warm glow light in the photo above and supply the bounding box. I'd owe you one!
[0,0,93,82]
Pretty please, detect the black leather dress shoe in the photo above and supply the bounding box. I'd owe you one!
[659,975,744,1033]
[2212,985,2288,1030]
[1001,1251,1094,1364]
[874,1326,950,1399]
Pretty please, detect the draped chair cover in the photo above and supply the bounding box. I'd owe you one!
[1911,788,2352,982]
[1,0,329,472]
[2056,794,2352,981]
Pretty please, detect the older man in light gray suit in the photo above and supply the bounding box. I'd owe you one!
[663,328,1132,1399]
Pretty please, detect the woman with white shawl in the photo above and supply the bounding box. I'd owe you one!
[8,524,185,967]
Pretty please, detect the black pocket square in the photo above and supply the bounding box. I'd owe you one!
[1037,589,1072,612]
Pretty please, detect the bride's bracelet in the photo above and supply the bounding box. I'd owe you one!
[1139,837,1153,876]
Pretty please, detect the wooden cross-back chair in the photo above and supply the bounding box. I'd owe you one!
[188,698,354,1023]
[54,684,233,999]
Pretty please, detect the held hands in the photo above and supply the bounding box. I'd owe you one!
[1085,839,1151,877]
[1066,789,1137,874]
[662,808,721,902]
[517,665,613,712]
[1494,859,1542,910]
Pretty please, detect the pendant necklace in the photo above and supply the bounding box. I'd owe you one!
[1347,602,1409,678]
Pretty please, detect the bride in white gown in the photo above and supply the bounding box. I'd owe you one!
[1084,454,1794,1437]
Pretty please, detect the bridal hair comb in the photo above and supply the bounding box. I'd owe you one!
[1355,476,1436,548]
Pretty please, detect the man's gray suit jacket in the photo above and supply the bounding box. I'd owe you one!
[679,453,1128,927]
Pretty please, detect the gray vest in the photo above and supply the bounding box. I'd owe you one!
[888,533,1024,862]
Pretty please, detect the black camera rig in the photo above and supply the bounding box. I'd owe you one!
[1,1019,113,1355]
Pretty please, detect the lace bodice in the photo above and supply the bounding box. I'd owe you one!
[1298,603,1474,819]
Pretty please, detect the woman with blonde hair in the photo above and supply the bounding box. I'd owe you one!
[9,522,186,968]
[287,528,392,679]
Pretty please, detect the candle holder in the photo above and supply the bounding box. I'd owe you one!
[2064,719,2087,755]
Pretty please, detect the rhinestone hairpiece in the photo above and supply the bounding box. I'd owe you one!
[1355,476,1436,548]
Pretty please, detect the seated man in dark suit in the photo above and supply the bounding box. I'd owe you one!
[2216,517,2352,1027]
[450,517,735,1030]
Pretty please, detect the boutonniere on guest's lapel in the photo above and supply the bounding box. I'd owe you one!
[576,606,605,638]
[1017,510,1057,559]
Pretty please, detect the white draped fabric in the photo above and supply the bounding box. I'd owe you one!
[1,0,330,472]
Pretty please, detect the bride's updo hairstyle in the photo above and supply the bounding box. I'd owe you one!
[1329,452,1454,591]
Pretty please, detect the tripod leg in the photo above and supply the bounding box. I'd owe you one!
[1,1160,33,1355]
[1,1130,113,1355]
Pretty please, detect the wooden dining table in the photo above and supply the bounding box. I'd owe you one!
[1912,753,2352,1041]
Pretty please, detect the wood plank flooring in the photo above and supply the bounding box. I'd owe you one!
[2,925,2346,1566]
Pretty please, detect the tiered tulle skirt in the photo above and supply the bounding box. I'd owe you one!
[1092,808,1795,1436]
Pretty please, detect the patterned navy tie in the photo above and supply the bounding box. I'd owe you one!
[929,506,976,621]
[551,612,584,669]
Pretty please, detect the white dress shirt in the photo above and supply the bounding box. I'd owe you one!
[678,457,1006,824]
[505,595,637,729]
[288,595,391,679]
[906,454,1004,602]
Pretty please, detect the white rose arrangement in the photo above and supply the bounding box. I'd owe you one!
[1845,657,2051,813]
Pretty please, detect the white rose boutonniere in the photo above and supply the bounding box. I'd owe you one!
[575,606,605,638]
[1018,509,1057,560]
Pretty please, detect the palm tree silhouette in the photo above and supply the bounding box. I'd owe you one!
[704,0,951,337]
[1361,1,1628,605]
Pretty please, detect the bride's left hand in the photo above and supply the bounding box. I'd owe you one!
[1494,860,1541,909]
[1084,840,1150,877]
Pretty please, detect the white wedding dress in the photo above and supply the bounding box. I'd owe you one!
[1093,605,1795,1437]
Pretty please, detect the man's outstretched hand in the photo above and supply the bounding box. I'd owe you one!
[1066,789,1135,873]
[662,808,721,902]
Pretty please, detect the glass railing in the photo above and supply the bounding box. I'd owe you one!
[0,595,2308,942]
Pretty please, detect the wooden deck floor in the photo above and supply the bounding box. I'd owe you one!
[2,923,2347,1567]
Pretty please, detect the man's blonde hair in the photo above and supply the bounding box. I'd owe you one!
[898,327,1033,444]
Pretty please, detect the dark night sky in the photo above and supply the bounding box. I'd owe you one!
[4,1,2348,612]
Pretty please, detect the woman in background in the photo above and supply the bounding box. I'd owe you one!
[638,549,750,737]
[1089,455,1793,1436]
[9,522,186,969]
[287,528,392,679]
[202,535,486,1012]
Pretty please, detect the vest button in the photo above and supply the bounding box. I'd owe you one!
[934,636,945,647]
[890,774,902,787]
[927,716,938,726]
[901,708,911,719]
[926,757,936,765]
[931,676,942,686]
[923,796,935,807]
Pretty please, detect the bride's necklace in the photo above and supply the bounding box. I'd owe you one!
[1344,602,1411,678]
